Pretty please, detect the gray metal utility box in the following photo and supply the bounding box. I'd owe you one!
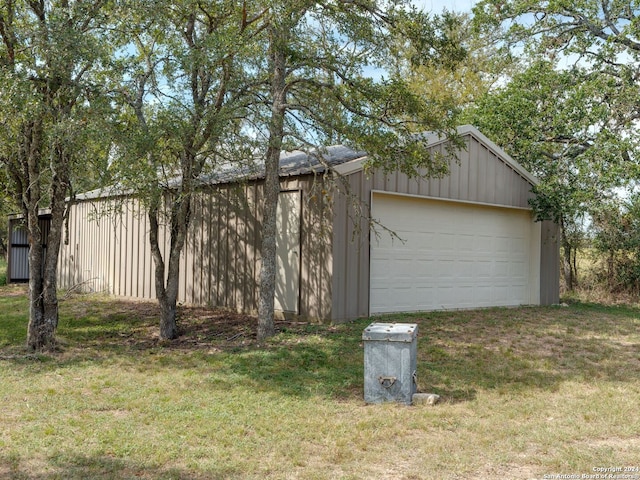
[363,322,418,405]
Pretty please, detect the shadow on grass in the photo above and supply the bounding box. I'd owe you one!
[0,452,237,480]
[3,292,640,403]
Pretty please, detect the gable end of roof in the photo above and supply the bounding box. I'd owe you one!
[334,125,539,187]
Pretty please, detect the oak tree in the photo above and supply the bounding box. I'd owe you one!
[0,0,114,350]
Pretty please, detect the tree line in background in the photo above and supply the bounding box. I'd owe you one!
[3,0,640,351]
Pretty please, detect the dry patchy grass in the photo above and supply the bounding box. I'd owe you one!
[2,288,640,479]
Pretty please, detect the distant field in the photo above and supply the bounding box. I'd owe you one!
[2,288,640,479]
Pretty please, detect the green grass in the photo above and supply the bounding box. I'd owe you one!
[0,257,6,286]
[2,289,640,479]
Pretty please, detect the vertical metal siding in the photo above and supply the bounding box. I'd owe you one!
[7,215,51,283]
[457,137,470,201]
[8,218,30,282]
[191,193,203,306]
[10,248,29,280]
[57,175,333,320]
[8,222,29,281]
[331,172,372,322]
[301,177,333,320]
[540,220,560,305]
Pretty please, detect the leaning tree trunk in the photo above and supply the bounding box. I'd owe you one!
[258,35,287,343]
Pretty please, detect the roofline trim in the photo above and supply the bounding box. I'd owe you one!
[332,155,368,176]
[457,125,539,186]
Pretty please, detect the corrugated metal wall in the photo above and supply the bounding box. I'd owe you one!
[331,134,558,322]
[539,220,560,305]
[57,175,334,320]
[8,220,30,281]
[7,216,51,283]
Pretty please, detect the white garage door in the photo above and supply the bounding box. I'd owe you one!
[370,193,539,314]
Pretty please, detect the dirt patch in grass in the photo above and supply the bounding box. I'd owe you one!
[472,463,540,480]
[171,305,314,350]
[0,284,28,296]
[59,294,317,353]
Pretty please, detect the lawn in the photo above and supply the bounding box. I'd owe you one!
[0,257,6,286]
[1,288,640,479]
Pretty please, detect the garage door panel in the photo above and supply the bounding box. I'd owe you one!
[436,233,457,251]
[456,235,476,252]
[494,261,511,277]
[370,193,536,314]
[476,236,494,254]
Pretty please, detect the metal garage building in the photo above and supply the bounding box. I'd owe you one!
[7,125,559,321]
[330,125,559,321]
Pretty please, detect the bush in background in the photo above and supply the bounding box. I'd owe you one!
[564,194,640,304]
[590,195,640,296]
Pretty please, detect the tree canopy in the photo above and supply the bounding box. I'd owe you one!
[473,0,640,132]
[102,0,466,341]
[467,0,640,289]
[0,0,115,349]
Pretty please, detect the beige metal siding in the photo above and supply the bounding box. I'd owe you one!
[331,172,372,322]
[331,134,543,322]
[57,175,333,321]
[540,220,560,305]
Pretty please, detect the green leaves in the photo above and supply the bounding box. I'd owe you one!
[469,58,635,224]
[470,0,640,231]
[0,0,116,201]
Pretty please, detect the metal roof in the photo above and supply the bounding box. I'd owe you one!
[74,127,540,201]
[74,145,366,201]
[198,144,366,184]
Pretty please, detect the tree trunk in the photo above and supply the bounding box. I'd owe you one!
[23,120,56,351]
[560,218,575,291]
[42,148,71,336]
[563,244,574,291]
[25,213,55,351]
[42,212,63,341]
[258,32,287,343]
[148,194,190,341]
[26,222,51,350]
[161,231,183,340]
[608,251,615,291]
[159,295,178,339]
